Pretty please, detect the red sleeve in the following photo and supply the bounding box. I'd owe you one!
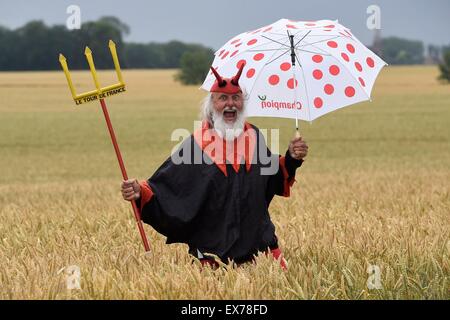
[279,156,296,197]
[139,180,154,211]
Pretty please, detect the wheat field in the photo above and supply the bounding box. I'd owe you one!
[0,66,448,299]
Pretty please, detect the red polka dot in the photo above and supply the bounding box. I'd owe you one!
[230,50,239,58]
[246,68,255,78]
[268,75,280,85]
[247,39,258,46]
[312,55,323,63]
[287,78,298,89]
[324,25,335,28]
[327,41,338,48]
[236,59,246,69]
[346,43,355,53]
[345,86,355,97]
[313,69,323,80]
[253,53,264,61]
[341,52,349,62]
[323,29,332,32]
[218,50,225,57]
[358,77,366,87]
[263,27,273,32]
[305,23,316,26]
[235,43,242,47]
[329,65,340,76]
[355,62,362,72]
[231,39,240,45]
[324,84,334,95]
[366,57,375,68]
[286,24,297,29]
[221,51,229,59]
[252,29,262,34]
[314,97,323,108]
[280,62,291,71]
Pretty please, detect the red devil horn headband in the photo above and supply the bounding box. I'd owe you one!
[231,62,245,85]
[210,67,226,87]
[209,62,246,94]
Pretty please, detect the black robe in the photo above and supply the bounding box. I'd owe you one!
[140,123,303,264]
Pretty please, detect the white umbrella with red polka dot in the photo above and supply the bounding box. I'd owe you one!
[201,18,387,131]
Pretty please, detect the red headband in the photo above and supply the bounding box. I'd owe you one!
[210,62,245,94]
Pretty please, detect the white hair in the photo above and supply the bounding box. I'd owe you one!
[200,93,215,125]
[199,89,248,141]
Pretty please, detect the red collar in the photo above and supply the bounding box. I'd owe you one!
[193,121,257,176]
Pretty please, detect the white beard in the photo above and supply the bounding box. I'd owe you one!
[212,107,246,142]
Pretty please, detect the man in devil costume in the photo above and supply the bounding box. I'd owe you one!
[121,63,308,269]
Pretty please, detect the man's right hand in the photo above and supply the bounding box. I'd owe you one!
[121,179,141,201]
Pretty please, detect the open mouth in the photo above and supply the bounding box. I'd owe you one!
[223,109,237,122]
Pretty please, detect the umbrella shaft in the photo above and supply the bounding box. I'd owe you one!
[289,35,296,66]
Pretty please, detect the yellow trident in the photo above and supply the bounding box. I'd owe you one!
[58,41,150,252]
[59,40,126,105]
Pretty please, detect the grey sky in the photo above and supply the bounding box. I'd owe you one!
[0,0,449,49]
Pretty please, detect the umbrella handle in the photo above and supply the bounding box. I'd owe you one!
[295,128,301,139]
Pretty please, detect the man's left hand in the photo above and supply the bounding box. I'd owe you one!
[289,136,308,160]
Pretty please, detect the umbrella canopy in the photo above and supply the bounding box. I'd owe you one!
[201,18,387,125]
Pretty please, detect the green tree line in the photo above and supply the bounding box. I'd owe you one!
[379,37,425,65]
[1,17,448,84]
[0,17,214,73]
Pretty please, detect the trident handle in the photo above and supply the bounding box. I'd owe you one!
[99,99,150,252]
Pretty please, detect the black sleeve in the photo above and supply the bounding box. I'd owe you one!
[266,150,303,200]
[284,150,304,176]
[140,137,211,243]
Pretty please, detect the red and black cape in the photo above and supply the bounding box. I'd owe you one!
[138,122,303,264]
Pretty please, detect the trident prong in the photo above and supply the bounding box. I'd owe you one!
[84,46,102,92]
[59,54,77,99]
[109,40,124,84]
[59,40,126,105]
